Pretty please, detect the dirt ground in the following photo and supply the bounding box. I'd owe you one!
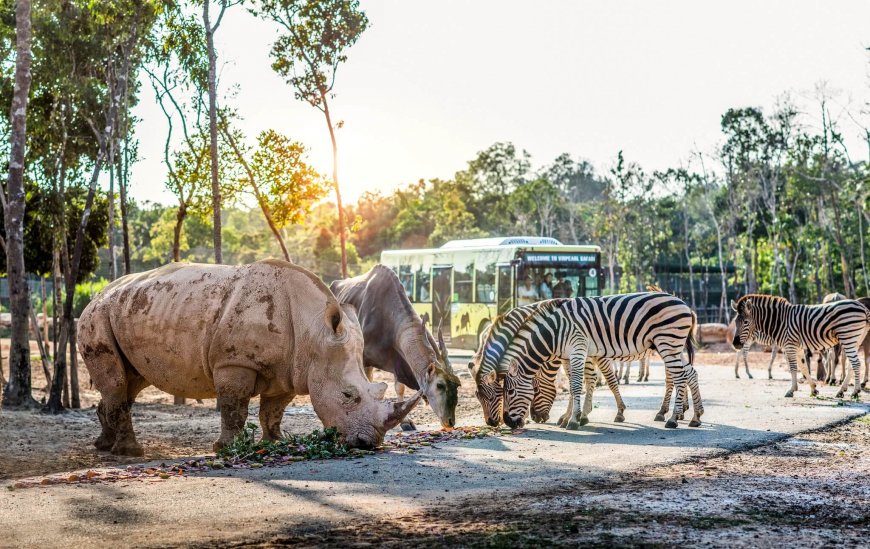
[0,341,840,481]
[220,414,870,548]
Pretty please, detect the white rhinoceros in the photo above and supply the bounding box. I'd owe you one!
[78,260,420,456]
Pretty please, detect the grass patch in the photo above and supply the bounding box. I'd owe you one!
[216,423,355,462]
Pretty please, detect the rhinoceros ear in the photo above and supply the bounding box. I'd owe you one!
[325,301,347,336]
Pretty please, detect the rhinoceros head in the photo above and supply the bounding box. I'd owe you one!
[310,302,422,449]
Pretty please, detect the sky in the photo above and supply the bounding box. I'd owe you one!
[126,0,870,206]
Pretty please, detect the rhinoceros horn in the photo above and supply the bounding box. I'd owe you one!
[382,390,424,431]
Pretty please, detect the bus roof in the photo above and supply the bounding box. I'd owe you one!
[381,236,600,256]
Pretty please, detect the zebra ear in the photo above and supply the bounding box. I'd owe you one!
[744,299,752,313]
[730,299,738,312]
[483,370,497,384]
[508,359,520,376]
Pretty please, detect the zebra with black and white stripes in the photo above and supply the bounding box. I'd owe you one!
[730,294,870,399]
[499,292,703,430]
[469,301,627,426]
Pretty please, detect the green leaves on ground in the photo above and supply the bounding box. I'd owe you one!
[216,423,353,462]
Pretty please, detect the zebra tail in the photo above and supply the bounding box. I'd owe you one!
[685,310,698,366]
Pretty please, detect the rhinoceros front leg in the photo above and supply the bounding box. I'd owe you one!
[214,395,251,452]
[259,393,295,442]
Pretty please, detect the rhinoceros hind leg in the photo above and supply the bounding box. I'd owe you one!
[259,392,295,442]
[94,400,115,451]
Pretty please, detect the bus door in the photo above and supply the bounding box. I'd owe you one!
[497,264,514,315]
[432,266,452,342]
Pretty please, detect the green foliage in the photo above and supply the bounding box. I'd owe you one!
[0,181,108,280]
[216,423,353,462]
[256,0,370,110]
[35,278,111,318]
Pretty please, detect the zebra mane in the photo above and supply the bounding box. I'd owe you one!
[476,304,544,381]
[737,294,789,306]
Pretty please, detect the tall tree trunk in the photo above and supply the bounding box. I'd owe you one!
[859,203,870,295]
[46,24,136,412]
[813,239,823,302]
[683,209,695,310]
[2,0,35,408]
[119,51,132,276]
[40,275,48,344]
[204,1,222,264]
[107,135,117,281]
[173,202,186,263]
[321,93,347,278]
[69,317,79,409]
[117,152,131,275]
[828,190,854,297]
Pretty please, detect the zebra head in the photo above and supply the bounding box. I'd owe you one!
[474,369,504,427]
[502,359,534,429]
[731,298,753,350]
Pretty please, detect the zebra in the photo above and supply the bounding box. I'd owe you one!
[730,294,870,399]
[470,301,627,426]
[498,292,702,430]
[733,342,779,380]
[819,293,848,385]
[617,356,651,384]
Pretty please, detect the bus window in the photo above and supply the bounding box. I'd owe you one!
[453,259,474,303]
[497,265,513,314]
[416,266,431,303]
[476,263,496,303]
[398,265,413,299]
[584,272,599,297]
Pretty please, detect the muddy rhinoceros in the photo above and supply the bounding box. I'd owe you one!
[78,260,421,456]
[330,265,461,430]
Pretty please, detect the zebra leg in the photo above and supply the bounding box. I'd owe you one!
[637,356,645,383]
[661,353,687,429]
[597,359,626,422]
[767,345,777,380]
[686,366,704,427]
[643,356,650,382]
[623,361,631,385]
[734,350,741,379]
[838,345,863,399]
[784,346,800,398]
[566,346,591,431]
[797,351,817,397]
[655,368,673,422]
[580,362,598,425]
[743,347,753,379]
[557,360,574,427]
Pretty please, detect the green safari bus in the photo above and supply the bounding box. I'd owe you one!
[380,236,602,350]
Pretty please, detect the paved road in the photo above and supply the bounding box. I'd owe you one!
[2,363,868,548]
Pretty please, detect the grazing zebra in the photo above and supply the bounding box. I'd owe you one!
[498,292,702,430]
[819,293,848,385]
[730,295,870,399]
[470,301,627,426]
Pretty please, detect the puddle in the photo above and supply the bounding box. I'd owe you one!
[784,439,855,449]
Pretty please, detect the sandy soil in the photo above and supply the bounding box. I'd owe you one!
[225,414,870,548]
[0,341,845,481]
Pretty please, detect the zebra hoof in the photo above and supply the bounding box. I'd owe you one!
[565,420,581,431]
[836,391,845,399]
[664,420,678,429]
[614,414,625,423]
[851,393,861,401]
[735,374,740,379]
[644,376,649,382]
[654,413,666,422]
[747,374,754,379]
[579,416,589,426]
[768,374,773,380]
[810,389,819,397]
[784,390,794,398]
[623,379,629,385]
[688,419,702,427]
[636,378,643,383]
